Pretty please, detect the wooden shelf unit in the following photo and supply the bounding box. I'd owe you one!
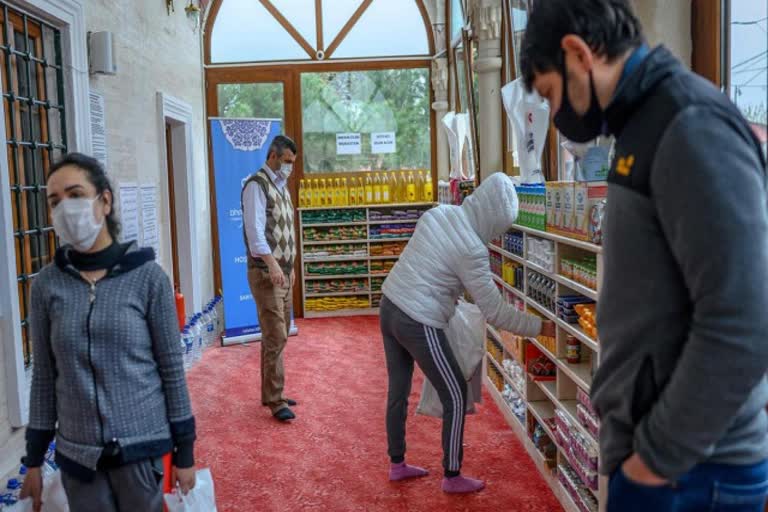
[486,226,606,512]
[299,203,435,318]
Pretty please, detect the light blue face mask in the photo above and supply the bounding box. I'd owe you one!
[278,163,293,180]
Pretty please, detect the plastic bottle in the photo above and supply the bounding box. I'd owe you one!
[209,304,219,346]
[406,172,417,202]
[390,172,400,203]
[399,171,408,202]
[215,297,224,337]
[415,171,425,202]
[382,173,391,204]
[189,318,200,365]
[365,174,374,205]
[321,179,330,207]
[340,178,349,206]
[348,178,357,206]
[423,171,434,202]
[373,173,382,204]
[357,178,365,205]
[298,179,306,207]
[312,179,320,207]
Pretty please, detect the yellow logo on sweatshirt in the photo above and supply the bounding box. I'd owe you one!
[616,155,635,176]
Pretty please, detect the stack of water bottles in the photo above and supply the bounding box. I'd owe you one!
[0,442,58,510]
[180,296,224,372]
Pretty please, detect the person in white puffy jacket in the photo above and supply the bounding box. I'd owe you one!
[380,172,553,494]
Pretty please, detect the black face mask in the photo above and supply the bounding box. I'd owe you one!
[554,63,604,143]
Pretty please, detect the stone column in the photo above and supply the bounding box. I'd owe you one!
[431,1,450,182]
[473,0,504,177]
[431,57,450,181]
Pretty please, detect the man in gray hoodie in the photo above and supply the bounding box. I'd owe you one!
[521,1,768,511]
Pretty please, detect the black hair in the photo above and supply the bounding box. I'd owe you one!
[520,0,645,90]
[48,152,121,240]
[268,135,298,158]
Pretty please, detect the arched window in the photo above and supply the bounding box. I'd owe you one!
[208,0,432,64]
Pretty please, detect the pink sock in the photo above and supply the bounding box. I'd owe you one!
[389,462,429,481]
[442,475,485,494]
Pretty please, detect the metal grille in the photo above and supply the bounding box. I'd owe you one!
[1,3,67,367]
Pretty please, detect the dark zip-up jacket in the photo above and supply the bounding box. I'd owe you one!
[592,46,768,480]
[24,242,196,481]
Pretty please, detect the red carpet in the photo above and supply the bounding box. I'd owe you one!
[187,316,563,512]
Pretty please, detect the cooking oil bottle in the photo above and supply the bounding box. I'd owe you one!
[298,179,306,207]
[312,179,320,207]
[373,173,382,204]
[357,177,365,205]
[406,171,417,202]
[390,172,400,203]
[341,178,349,206]
[422,171,434,202]
[399,171,408,203]
[415,171,425,202]
[382,172,391,204]
[365,174,374,205]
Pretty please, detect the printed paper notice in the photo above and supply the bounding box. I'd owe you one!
[89,90,108,170]
[371,132,396,154]
[140,184,159,254]
[119,183,139,243]
[336,133,361,155]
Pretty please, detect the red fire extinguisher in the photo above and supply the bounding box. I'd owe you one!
[175,286,186,331]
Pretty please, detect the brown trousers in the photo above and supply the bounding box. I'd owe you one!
[247,267,293,413]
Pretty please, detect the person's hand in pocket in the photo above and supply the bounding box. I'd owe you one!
[621,453,669,486]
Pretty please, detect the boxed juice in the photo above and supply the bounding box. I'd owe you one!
[562,182,575,233]
[545,184,555,232]
[572,182,608,241]
[553,182,563,232]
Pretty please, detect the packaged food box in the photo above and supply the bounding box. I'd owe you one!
[573,182,607,241]
[562,182,575,233]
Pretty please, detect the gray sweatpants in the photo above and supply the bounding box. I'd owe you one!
[380,295,467,477]
[61,457,164,512]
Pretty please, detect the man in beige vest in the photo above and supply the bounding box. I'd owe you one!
[242,135,298,421]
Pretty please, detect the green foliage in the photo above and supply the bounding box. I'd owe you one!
[217,68,431,173]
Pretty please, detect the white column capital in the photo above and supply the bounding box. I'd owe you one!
[473,1,503,42]
[431,57,449,104]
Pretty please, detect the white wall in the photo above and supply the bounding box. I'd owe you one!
[633,0,692,67]
[0,0,212,477]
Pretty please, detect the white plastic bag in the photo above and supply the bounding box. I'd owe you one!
[501,78,550,184]
[6,471,69,512]
[417,300,485,418]
[163,469,217,512]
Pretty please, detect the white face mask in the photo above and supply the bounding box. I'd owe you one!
[52,197,104,252]
[278,163,293,179]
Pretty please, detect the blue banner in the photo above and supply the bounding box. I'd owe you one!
[209,118,293,341]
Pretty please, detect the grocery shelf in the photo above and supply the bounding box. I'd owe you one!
[492,275,526,301]
[488,352,526,399]
[302,221,368,228]
[557,319,599,352]
[488,244,526,265]
[304,308,379,319]
[303,256,370,264]
[299,202,436,211]
[487,325,502,343]
[303,239,369,246]
[537,380,559,406]
[512,224,603,254]
[369,237,413,243]
[527,299,557,322]
[559,360,594,393]
[528,336,558,363]
[305,274,370,280]
[555,274,598,301]
[485,376,583,512]
[368,255,403,260]
[528,400,557,440]
[527,261,556,278]
[304,291,371,298]
[368,219,421,225]
[560,399,598,447]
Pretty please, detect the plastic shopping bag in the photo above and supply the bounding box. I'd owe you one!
[6,471,69,512]
[163,469,217,512]
[417,300,485,418]
[501,78,550,184]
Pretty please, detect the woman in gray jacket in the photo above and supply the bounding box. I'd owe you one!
[381,172,554,493]
[19,153,197,512]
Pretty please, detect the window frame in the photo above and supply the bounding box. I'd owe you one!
[203,1,436,315]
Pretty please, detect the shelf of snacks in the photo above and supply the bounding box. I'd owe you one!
[485,216,605,512]
[299,204,435,318]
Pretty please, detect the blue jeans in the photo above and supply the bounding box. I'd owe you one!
[607,460,768,512]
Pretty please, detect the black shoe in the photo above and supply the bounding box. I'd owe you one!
[263,398,298,407]
[273,408,296,422]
